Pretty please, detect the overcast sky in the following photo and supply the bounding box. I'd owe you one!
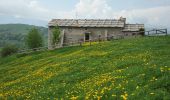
[0,0,170,29]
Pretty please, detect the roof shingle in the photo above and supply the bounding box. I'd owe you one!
[123,24,144,32]
[48,19,125,28]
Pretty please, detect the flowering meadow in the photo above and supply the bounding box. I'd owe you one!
[0,36,170,100]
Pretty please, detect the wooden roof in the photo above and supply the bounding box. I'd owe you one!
[123,24,144,32]
[48,19,125,28]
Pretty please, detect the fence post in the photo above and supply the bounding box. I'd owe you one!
[98,35,101,44]
[80,41,82,46]
[89,39,91,46]
[165,29,168,35]
[71,41,73,46]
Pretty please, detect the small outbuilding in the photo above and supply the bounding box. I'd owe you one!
[48,17,144,49]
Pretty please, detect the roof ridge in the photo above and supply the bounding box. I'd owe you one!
[48,18,144,28]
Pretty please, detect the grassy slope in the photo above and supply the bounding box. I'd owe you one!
[0,36,170,99]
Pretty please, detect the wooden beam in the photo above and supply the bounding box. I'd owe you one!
[157,30,166,33]
[165,29,168,35]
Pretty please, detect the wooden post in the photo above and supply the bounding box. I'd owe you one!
[135,33,137,38]
[105,30,108,41]
[89,39,92,46]
[165,29,168,35]
[60,29,65,48]
[72,41,73,46]
[99,35,102,44]
[80,41,82,46]
[48,27,53,50]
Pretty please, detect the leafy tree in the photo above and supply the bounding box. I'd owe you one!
[0,44,18,57]
[25,28,43,49]
[139,28,145,36]
[52,26,61,46]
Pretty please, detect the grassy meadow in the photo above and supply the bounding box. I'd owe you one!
[0,36,170,99]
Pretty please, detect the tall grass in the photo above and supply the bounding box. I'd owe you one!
[0,36,170,99]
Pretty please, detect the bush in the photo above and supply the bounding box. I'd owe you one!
[25,28,43,49]
[0,44,18,57]
[52,26,61,45]
[139,28,145,36]
[16,53,28,58]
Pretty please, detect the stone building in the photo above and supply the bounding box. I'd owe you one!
[48,17,144,49]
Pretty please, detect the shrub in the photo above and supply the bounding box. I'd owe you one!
[139,28,145,36]
[0,44,18,57]
[16,53,28,58]
[52,26,61,46]
[25,28,43,49]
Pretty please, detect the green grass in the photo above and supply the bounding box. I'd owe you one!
[0,36,170,100]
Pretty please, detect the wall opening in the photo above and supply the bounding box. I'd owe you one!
[85,33,90,41]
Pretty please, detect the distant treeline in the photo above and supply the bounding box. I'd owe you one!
[0,24,48,49]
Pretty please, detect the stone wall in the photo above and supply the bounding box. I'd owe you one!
[48,26,126,49]
[61,27,123,43]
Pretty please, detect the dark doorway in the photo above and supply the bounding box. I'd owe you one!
[85,33,90,41]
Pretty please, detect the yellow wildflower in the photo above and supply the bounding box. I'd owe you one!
[97,96,102,100]
[112,94,116,97]
[150,93,154,95]
[131,93,135,96]
[121,92,128,100]
[70,95,79,100]
[136,86,139,89]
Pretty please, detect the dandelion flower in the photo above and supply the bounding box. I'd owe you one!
[150,93,154,95]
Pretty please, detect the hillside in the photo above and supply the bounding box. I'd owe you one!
[0,36,170,99]
[0,24,48,48]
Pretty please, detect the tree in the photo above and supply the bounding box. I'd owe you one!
[52,26,61,46]
[0,44,18,57]
[25,28,43,49]
[139,28,145,36]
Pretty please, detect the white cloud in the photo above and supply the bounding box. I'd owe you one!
[74,0,112,18]
[74,0,170,28]
[0,0,77,21]
[0,0,55,21]
[0,0,169,29]
[112,6,170,28]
